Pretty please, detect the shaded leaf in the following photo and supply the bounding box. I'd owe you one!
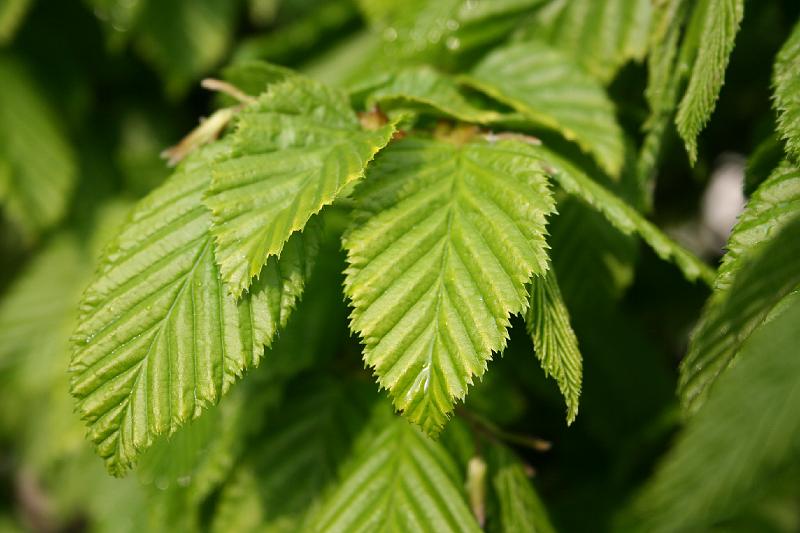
[679,170,800,413]
[526,268,582,424]
[0,58,76,242]
[628,290,800,533]
[313,416,482,532]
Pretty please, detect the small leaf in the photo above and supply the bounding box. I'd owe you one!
[205,76,395,296]
[526,268,582,424]
[675,0,744,164]
[69,143,318,475]
[344,137,554,435]
[773,18,800,163]
[463,40,625,177]
[313,417,482,533]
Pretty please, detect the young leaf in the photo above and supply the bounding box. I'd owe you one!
[205,76,395,296]
[521,0,653,83]
[527,144,715,285]
[628,290,800,533]
[773,18,800,163]
[69,143,318,476]
[679,179,800,414]
[675,0,744,164]
[0,58,76,243]
[344,137,555,435]
[312,417,482,533]
[525,268,582,424]
[462,41,625,177]
[364,66,500,123]
[489,445,556,533]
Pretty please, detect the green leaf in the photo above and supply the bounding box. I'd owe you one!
[679,168,800,413]
[675,0,744,164]
[548,198,638,312]
[364,66,500,123]
[525,268,582,424]
[628,290,800,533]
[462,40,625,177]
[526,144,715,284]
[520,0,653,83]
[0,235,87,376]
[221,60,295,99]
[0,58,77,242]
[135,0,238,92]
[0,0,32,43]
[312,417,482,533]
[69,143,318,476]
[715,163,800,293]
[205,76,395,296]
[773,18,800,163]
[344,136,555,435]
[488,445,556,533]
[212,379,373,533]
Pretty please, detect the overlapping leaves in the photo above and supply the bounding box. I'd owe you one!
[679,164,800,413]
[463,40,625,177]
[205,77,395,296]
[69,142,318,475]
[344,136,555,435]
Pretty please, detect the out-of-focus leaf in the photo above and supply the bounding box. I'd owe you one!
[488,444,556,533]
[628,290,800,533]
[0,58,77,242]
[363,66,500,123]
[463,41,625,177]
[519,0,652,83]
[312,416,482,532]
[0,0,32,43]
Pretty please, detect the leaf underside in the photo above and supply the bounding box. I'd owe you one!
[344,137,554,435]
[631,290,800,533]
